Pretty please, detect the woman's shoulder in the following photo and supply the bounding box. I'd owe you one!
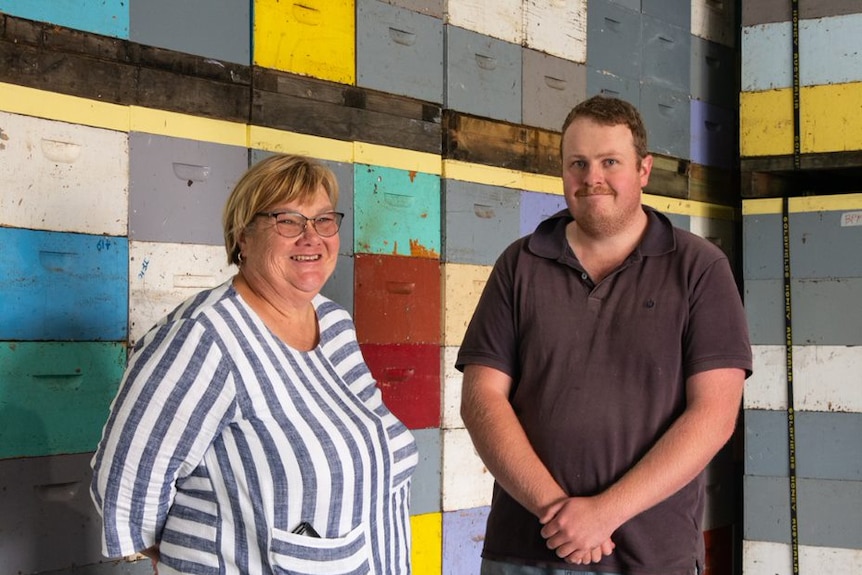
[134,281,236,349]
[313,294,366,368]
[314,294,356,337]
[157,281,235,327]
[313,293,352,321]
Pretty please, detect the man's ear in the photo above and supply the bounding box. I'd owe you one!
[639,154,654,188]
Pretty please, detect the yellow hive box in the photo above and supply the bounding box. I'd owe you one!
[411,512,442,575]
[442,263,493,347]
[740,82,862,157]
[254,0,355,84]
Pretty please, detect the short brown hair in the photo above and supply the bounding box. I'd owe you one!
[561,96,649,160]
[223,154,339,265]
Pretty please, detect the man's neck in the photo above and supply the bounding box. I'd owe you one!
[566,209,648,283]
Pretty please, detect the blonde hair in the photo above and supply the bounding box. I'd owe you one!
[223,154,339,265]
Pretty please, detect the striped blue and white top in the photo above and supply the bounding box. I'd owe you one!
[91,281,418,575]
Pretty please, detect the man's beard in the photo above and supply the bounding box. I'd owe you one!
[571,186,639,238]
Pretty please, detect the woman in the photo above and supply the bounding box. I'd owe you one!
[91,154,418,575]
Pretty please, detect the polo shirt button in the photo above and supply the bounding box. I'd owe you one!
[581,272,588,281]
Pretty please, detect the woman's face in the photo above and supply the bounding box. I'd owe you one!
[239,186,339,300]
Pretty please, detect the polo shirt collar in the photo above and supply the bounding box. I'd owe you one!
[526,205,676,261]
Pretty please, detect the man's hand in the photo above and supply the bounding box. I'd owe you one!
[540,497,616,565]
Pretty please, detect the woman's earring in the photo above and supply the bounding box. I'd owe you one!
[237,252,244,265]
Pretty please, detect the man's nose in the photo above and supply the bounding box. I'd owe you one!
[583,162,603,186]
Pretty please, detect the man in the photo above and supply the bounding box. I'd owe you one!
[457,96,752,575]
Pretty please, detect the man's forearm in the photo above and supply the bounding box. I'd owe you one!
[593,368,745,529]
[461,365,567,520]
[540,367,744,564]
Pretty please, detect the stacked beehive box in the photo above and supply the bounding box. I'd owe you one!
[740,1,862,574]
[0,1,744,573]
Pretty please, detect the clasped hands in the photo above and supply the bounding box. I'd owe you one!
[540,496,616,566]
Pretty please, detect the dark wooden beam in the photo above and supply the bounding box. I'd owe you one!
[251,67,441,154]
[443,110,562,175]
[741,152,862,198]
[643,154,690,201]
[0,14,251,122]
[688,164,740,206]
[741,151,862,173]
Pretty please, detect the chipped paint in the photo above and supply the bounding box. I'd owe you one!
[410,239,439,259]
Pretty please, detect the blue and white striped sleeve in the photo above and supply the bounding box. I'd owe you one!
[90,318,237,557]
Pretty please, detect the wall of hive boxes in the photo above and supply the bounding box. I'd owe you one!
[739,1,862,574]
[0,1,742,574]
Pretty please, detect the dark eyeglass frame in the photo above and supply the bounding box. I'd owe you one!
[255,210,345,238]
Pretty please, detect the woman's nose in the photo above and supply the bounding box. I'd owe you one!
[297,222,321,241]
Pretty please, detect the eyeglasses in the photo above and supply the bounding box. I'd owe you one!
[256,210,345,238]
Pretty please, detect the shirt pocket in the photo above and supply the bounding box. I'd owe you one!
[270,523,371,575]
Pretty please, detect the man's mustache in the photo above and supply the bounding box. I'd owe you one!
[574,186,614,197]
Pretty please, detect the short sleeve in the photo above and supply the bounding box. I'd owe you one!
[456,244,520,377]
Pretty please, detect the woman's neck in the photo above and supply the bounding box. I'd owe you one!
[233,272,319,351]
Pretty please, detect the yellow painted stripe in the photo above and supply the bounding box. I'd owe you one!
[249,125,353,163]
[644,194,738,220]
[0,82,129,131]
[742,198,783,216]
[744,193,862,215]
[522,172,564,195]
[443,160,562,194]
[794,193,862,212]
[443,160,524,188]
[0,83,248,144]
[410,512,442,575]
[354,142,441,175]
[129,106,247,147]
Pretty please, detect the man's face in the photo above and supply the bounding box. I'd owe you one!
[561,116,652,238]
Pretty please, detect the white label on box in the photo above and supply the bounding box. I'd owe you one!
[840,211,862,227]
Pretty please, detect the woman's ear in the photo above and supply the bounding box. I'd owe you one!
[236,225,250,264]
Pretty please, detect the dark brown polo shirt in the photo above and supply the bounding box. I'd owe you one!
[456,207,752,575]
